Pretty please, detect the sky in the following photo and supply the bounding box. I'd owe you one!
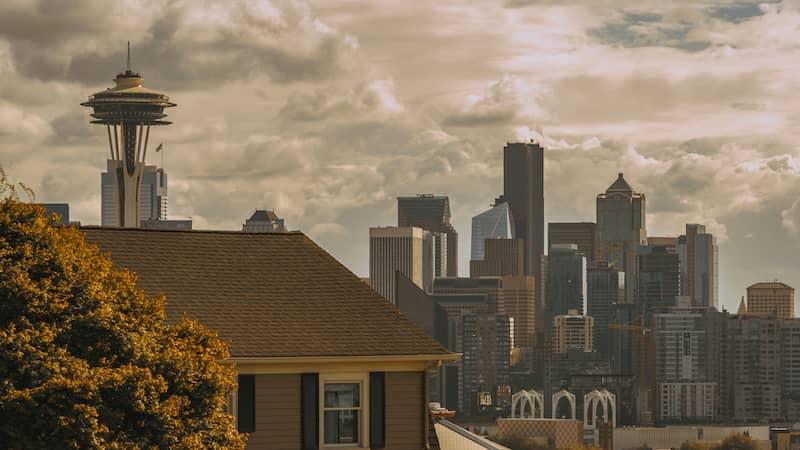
[0,0,798,312]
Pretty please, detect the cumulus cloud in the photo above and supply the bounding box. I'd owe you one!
[783,200,800,239]
[442,76,549,127]
[0,0,358,88]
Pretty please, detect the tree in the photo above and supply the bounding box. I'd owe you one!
[0,172,245,449]
[716,433,759,450]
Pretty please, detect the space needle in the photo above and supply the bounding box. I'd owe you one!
[81,44,176,228]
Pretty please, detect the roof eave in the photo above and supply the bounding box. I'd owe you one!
[227,353,461,365]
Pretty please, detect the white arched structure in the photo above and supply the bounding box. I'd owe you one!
[511,390,544,418]
[583,389,616,428]
[551,389,576,419]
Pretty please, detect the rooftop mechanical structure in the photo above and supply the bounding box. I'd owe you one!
[81,44,176,227]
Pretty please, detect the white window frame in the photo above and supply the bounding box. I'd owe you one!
[319,372,370,449]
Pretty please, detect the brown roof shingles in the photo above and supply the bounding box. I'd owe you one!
[82,228,451,359]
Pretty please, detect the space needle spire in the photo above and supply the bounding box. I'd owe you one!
[81,44,176,227]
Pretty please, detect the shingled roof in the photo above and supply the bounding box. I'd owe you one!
[82,227,452,359]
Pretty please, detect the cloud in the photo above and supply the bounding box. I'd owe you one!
[0,0,359,88]
[442,76,549,127]
[279,79,403,122]
[782,199,800,239]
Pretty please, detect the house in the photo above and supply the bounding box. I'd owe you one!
[82,228,458,450]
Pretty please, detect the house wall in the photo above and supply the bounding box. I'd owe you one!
[247,374,301,450]
[241,370,427,450]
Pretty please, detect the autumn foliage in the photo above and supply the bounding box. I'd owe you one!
[0,174,245,448]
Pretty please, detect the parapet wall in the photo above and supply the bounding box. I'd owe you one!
[496,418,583,448]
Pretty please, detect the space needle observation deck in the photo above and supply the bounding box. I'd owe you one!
[81,44,176,228]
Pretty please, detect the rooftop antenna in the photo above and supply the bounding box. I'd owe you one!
[126,41,131,71]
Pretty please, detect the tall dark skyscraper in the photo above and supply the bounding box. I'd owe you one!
[502,142,544,291]
[397,194,458,277]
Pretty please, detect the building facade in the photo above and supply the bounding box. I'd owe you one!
[747,282,795,319]
[470,238,524,278]
[587,265,625,357]
[681,224,719,308]
[471,202,513,261]
[637,245,680,312]
[552,312,594,353]
[397,194,459,277]
[546,244,587,318]
[369,226,433,304]
[548,222,598,265]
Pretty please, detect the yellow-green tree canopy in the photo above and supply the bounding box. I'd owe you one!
[0,174,245,449]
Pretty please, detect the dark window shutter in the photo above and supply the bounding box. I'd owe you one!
[301,373,319,450]
[369,372,386,448]
[237,375,256,433]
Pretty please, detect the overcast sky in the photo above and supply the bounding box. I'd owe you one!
[1,0,798,311]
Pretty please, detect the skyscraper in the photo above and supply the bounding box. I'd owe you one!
[747,282,795,319]
[242,209,287,232]
[548,222,599,265]
[681,224,719,308]
[546,244,587,317]
[596,173,646,303]
[587,264,625,357]
[397,194,458,277]
[471,202,513,261]
[636,245,680,311]
[101,163,168,227]
[369,226,433,304]
[83,47,175,228]
[502,142,545,285]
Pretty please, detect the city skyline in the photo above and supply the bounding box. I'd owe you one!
[1,0,799,311]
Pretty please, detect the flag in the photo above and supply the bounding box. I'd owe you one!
[155,143,163,152]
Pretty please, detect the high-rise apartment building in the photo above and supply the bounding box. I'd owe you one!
[548,222,598,264]
[546,244,587,317]
[747,282,795,319]
[552,311,594,353]
[596,173,646,303]
[462,313,511,416]
[397,194,458,277]
[470,238,524,278]
[719,313,782,422]
[471,202,513,261]
[587,265,625,357]
[369,226,433,304]
[637,245,681,311]
[101,163,168,227]
[781,319,800,420]
[681,224,718,308]
[502,142,545,292]
[242,209,287,232]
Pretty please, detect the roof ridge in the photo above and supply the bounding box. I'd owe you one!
[80,226,303,236]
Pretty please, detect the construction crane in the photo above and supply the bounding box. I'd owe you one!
[608,320,656,426]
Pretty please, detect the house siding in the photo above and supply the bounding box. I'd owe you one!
[246,374,301,450]
[386,371,426,450]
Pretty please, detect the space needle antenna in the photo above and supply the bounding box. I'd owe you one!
[126,41,131,71]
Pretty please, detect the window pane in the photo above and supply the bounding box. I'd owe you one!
[324,383,360,408]
[324,410,359,444]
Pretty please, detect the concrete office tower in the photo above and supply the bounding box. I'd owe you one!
[587,265,625,357]
[552,311,594,353]
[596,173,646,303]
[503,142,545,289]
[101,164,167,227]
[242,209,287,232]
[548,222,599,264]
[653,305,721,421]
[397,194,459,277]
[781,319,800,420]
[471,202,513,261]
[682,224,719,308]
[369,226,433,304]
[470,238,524,277]
[546,244,587,317]
[83,46,176,227]
[637,245,680,311]
[719,313,782,422]
[747,282,795,319]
